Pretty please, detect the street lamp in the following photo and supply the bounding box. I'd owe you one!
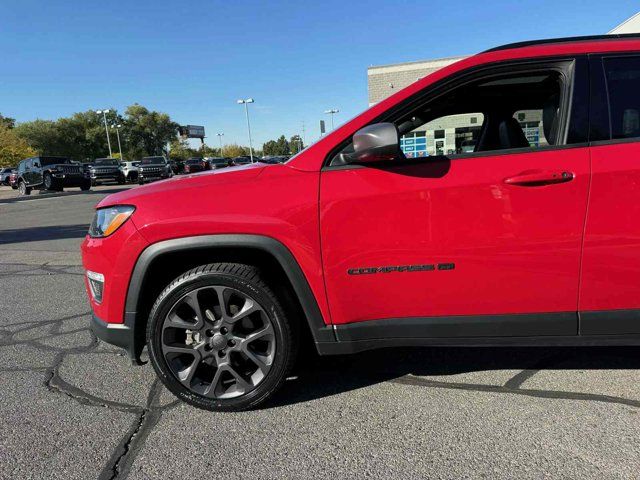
[111,124,124,161]
[324,109,339,130]
[96,109,113,157]
[237,98,255,162]
[216,133,225,156]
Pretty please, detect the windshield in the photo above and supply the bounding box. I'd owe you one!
[40,157,71,166]
[141,157,166,165]
[94,158,118,165]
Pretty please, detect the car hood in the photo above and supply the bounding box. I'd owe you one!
[97,163,266,208]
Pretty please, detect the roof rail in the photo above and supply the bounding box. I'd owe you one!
[483,33,640,53]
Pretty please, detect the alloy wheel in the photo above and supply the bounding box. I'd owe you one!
[161,285,275,399]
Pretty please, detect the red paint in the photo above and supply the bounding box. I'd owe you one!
[579,142,640,311]
[320,149,590,324]
[81,37,640,332]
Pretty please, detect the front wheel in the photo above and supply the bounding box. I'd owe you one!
[18,181,31,196]
[147,263,297,412]
[80,181,91,191]
[43,172,54,190]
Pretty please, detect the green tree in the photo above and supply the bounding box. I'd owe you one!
[262,135,290,155]
[0,125,37,167]
[262,140,278,155]
[14,109,121,160]
[200,144,221,157]
[124,104,178,158]
[168,139,199,160]
[221,144,248,157]
[289,135,304,154]
[0,114,16,129]
[275,135,289,155]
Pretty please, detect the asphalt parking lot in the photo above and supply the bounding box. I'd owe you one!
[1,185,640,479]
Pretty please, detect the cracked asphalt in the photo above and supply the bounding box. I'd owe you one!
[1,185,640,479]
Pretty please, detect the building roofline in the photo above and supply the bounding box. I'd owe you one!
[609,12,640,33]
[367,55,468,72]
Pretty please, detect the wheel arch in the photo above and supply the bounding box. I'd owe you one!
[125,235,335,362]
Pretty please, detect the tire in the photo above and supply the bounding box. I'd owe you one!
[117,175,125,185]
[43,172,54,191]
[138,178,144,185]
[147,263,298,412]
[80,181,91,191]
[18,180,31,196]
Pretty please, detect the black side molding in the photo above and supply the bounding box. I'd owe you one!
[334,312,577,342]
[124,234,336,360]
[580,310,640,335]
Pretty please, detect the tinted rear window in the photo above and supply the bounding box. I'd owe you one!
[141,157,166,164]
[94,158,118,165]
[40,157,70,166]
[603,56,640,139]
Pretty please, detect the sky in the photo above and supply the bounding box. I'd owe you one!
[1,0,639,148]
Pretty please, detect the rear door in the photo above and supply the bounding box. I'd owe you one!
[320,58,591,336]
[579,54,640,334]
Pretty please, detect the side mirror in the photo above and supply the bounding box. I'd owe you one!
[350,122,400,164]
[33,162,40,168]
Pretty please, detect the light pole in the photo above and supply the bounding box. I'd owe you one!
[96,109,113,157]
[111,124,124,161]
[237,98,255,162]
[324,108,339,130]
[216,132,224,156]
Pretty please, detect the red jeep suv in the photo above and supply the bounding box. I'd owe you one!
[83,34,640,411]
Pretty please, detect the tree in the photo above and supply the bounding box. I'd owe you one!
[0,125,37,167]
[221,144,249,157]
[262,135,290,155]
[168,139,199,160]
[200,144,221,157]
[262,140,278,156]
[14,105,179,161]
[124,104,178,159]
[0,114,15,129]
[289,135,304,154]
[14,110,120,160]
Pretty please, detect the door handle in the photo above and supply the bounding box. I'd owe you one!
[504,170,574,186]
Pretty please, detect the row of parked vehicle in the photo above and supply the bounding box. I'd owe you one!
[0,154,288,195]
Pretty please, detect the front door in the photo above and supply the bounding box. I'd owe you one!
[320,59,590,337]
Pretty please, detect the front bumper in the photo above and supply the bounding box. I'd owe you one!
[91,173,122,181]
[91,312,143,365]
[53,174,89,186]
[139,172,170,180]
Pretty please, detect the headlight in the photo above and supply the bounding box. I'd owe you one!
[88,205,135,238]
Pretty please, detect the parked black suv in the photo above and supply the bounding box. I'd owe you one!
[206,157,235,169]
[89,158,125,185]
[138,156,173,184]
[16,156,91,195]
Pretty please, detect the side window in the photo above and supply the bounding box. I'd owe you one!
[603,56,640,140]
[330,63,571,166]
[401,113,485,156]
[512,110,551,147]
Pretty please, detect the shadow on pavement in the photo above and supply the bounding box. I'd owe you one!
[0,224,89,245]
[269,345,640,408]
